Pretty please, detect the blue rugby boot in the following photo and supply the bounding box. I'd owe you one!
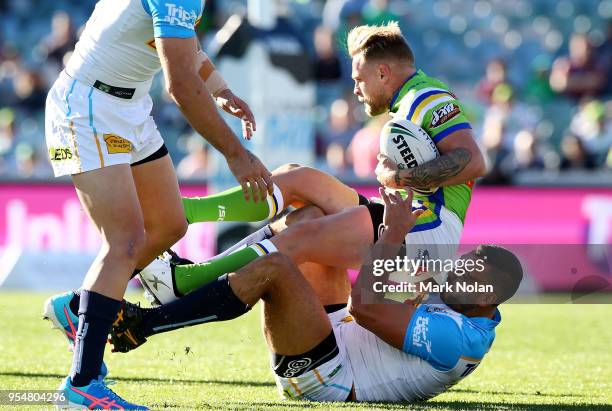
[58,377,148,410]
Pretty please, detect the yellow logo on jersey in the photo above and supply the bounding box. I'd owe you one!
[104,134,132,154]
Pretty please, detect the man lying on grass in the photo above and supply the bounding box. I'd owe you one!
[110,189,523,403]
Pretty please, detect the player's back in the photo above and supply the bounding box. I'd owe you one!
[337,304,499,402]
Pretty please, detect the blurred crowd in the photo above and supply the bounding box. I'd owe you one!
[0,0,610,183]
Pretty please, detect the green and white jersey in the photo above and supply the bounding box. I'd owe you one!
[389,69,474,229]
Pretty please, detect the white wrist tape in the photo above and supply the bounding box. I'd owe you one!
[195,50,228,96]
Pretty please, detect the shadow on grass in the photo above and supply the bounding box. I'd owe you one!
[0,371,275,387]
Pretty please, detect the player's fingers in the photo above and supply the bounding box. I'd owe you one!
[412,209,425,219]
[241,119,250,139]
[379,187,391,207]
[240,101,256,128]
[255,176,268,203]
[388,190,402,204]
[403,188,415,205]
[240,180,250,201]
[263,171,274,195]
[248,178,259,202]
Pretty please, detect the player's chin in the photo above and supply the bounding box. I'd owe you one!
[365,103,387,117]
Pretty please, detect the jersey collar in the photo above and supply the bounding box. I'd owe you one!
[469,308,502,330]
[389,69,422,113]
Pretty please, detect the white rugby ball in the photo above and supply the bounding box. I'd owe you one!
[379,118,439,195]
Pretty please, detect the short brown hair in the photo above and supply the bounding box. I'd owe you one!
[347,22,414,65]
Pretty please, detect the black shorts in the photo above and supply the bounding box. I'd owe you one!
[358,194,386,243]
[131,144,169,167]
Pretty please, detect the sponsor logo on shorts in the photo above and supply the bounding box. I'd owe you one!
[340,315,353,323]
[164,3,198,30]
[430,103,461,128]
[49,147,73,161]
[103,134,132,154]
[283,358,312,377]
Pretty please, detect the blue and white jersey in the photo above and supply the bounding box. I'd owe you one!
[65,0,204,93]
[340,303,500,402]
[400,304,500,399]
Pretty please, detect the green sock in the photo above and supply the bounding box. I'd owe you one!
[182,184,284,223]
[174,239,278,295]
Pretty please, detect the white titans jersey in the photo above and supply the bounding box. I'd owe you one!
[65,0,204,90]
[340,304,500,402]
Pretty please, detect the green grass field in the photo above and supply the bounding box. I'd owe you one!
[1,292,611,410]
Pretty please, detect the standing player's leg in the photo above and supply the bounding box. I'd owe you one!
[61,164,147,408]
[130,151,188,268]
[182,164,360,224]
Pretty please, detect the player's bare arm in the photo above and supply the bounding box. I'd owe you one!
[157,36,272,201]
[349,188,423,349]
[376,128,486,190]
[194,43,257,139]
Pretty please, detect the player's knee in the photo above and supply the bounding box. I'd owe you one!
[285,205,325,227]
[260,253,296,281]
[273,163,302,175]
[147,216,188,249]
[104,228,147,263]
[166,217,188,243]
[287,219,321,242]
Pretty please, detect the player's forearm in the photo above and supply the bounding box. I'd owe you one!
[195,50,228,98]
[170,75,243,159]
[351,228,404,305]
[396,147,485,189]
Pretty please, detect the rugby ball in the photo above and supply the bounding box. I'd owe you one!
[379,118,439,195]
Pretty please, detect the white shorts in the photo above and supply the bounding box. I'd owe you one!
[45,71,164,177]
[330,307,436,402]
[274,310,354,402]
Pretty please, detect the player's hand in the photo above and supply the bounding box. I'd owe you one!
[226,149,273,202]
[379,187,423,243]
[375,153,401,189]
[215,89,256,140]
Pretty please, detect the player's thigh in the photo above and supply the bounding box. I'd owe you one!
[272,205,374,268]
[72,164,145,248]
[131,152,187,241]
[231,254,332,355]
[272,164,359,215]
[276,206,351,305]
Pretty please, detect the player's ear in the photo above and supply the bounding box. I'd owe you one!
[378,64,391,82]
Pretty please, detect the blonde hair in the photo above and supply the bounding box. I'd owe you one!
[347,22,414,64]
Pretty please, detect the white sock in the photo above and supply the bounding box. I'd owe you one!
[266,184,285,219]
[209,225,273,261]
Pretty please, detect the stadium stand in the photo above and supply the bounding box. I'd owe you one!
[0,0,609,183]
